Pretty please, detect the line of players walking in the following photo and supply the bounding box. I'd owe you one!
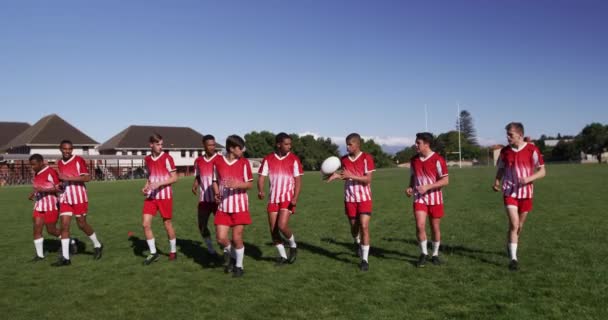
[28,122,545,276]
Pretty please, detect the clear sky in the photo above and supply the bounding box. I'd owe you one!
[1,0,607,149]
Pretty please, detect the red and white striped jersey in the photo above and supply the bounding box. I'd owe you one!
[145,152,177,200]
[410,152,449,205]
[58,155,89,205]
[258,152,303,204]
[194,153,218,203]
[342,152,375,203]
[213,156,253,213]
[33,166,60,212]
[497,143,544,199]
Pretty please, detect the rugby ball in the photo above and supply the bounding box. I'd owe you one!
[320,156,341,175]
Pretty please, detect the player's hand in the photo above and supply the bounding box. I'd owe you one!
[214,193,221,204]
[416,185,429,194]
[291,198,298,206]
[28,192,35,201]
[257,191,265,200]
[326,172,341,183]
[141,187,149,196]
[492,183,501,192]
[191,185,198,195]
[341,170,355,180]
[518,177,530,185]
[405,187,414,197]
[148,182,162,190]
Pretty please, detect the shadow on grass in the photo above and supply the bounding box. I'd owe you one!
[43,239,61,253]
[383,237,505,267]
[321,237,418,262]
[297,240,356,265]
[176,238,223,269]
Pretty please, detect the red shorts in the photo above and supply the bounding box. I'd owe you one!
[214,210,251,227]
[344,201,373,219]
[143,198,173,219]
[267,202,296,214]
[59,202,89,216]
[504,197,533,213]
[198,201,218,214]
[413,203,445,219]
[33,210,59,224]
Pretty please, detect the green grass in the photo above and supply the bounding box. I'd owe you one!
[1,165,607,319]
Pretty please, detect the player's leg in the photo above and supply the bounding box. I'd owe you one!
[278,208,297,264]
[517,211,529,236]
[358,213,371,271]
[231,224,245,277]
[75,215,103,259]
[141,210,160,265]
[345,202,361,253]
[163,218,177,260]
[32,216,45,260]
[268,210,287,264]
[430,217,442,265]
[53,213,72,266]
[44,221,61,238]
[414,209,429,267]
[505,205,520,270]
[216,223,235,273]
[197,204,216,255]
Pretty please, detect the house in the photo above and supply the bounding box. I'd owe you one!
[2,114,99,156]
[0,122,31,152]
[98,125,225,174]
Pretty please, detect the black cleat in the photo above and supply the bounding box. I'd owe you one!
[288,247,297,264]
[93,245,103,260]
[416,254,428,268]
[143,253,160,265]
[275,257,289,266]
[52,257,71,267]
[232,267,244,278]
[508,259,519,271]
[31,255,45,262]
[224,257,236,274]
[360,260,369,272]
[431,256,442,266]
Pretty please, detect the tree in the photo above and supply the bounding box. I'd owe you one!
[394,146,417,164]
[436,130,481,161]
[551,140,578,162]
[243,131,275,158]
[456,110,478,146]
[575,123,608,163]
[360,138,395,168]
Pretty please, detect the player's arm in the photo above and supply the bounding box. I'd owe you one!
[192,175,199,195]
[58,173,91,183]
[493,167,505,192]
[520,165,546,184]
[257,175,266,200]
[149,171,178,190]
[405,174,415,197]
[28,191,36,201]
[417,175,449,194]
[342,170,373,185]
[212,181,221,203]
[292,175,302,205]
[225,179,253,190]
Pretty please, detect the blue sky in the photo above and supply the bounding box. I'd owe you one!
[1,0,607,150]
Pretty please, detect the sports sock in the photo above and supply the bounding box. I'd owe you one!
[509,243,518,260]
[420,240,428,255]
[34,238,44,258]
[169,238,177,253]
[361,244,370,262]
[89,232,101,248]
[61,238,70,260]
[147,238,157,254]
[432,241,440,256]
[288,235,297,248]
[276,244,287,259]
[235,247,245,268]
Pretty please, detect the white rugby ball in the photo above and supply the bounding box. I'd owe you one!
[320,156,341,175]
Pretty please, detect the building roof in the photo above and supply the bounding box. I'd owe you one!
[98,125,223,151]
[0,122,30,149]
[3,114,98,152]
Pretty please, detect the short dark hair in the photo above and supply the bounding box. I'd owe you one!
[275,132,291,144]
[29,154,44,162]
[415,132,434,145]
[346,133,361,144]
[149,133,163,143]
[226,135,245,150]
[202,134,215,143]
[59,140,73,147]
[505,122,524,134]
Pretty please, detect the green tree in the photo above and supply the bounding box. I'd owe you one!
[394,146,417,164]
[575,123,608,163]
[360,138,395,168]
[551,140,579,162]
[457,110,478,146]
[243,131,275,158]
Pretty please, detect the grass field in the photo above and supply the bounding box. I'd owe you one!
[1,165,607,319]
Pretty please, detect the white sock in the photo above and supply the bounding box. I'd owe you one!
[354,235,361,245]
[34,238,44,258]
[276,244,288,259]
[509,243,518,260]
[223,244,232,256]
[61,238,70,260]
[89,232,102,248]
[169,238,177,253]
[288,235,297,248]
[420,240,428,255]
[147,238,157,254]
[361,244,370,262]
[235,247,245,268]
[432,241,440,256]
[204,237,216,253]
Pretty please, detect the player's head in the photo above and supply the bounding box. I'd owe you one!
[149,133,163,154]
[275,132,292,155]
[29,154,45,172]
[226,134,246,158]
[345,133,362,155]
[202,134,216,155]
[59,139,74,159]
[505,122,525,146]
[415,132,434,154]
